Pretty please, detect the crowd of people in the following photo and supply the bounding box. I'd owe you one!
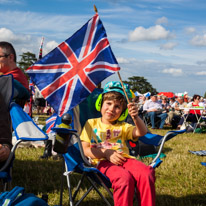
[134,93,206,130]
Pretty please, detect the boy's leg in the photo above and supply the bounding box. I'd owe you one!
[122,158,156,206]
[97,160,135,206]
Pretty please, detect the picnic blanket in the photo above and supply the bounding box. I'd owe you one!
[188,150,206,156]
[201,162,206,167]
[188,150,206,167]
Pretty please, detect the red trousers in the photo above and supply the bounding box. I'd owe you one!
[97,158,156,206]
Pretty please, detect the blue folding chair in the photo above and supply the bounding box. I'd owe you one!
[52,128,113,206]
[0,75,48,191]
[52,126,185,206]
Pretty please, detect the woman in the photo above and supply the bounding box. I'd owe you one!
[177,94,201,129]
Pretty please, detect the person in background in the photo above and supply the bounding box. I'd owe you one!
[183,92,189,103]
[0,92,12,168]
[161,96,170,112]
[0,41,29,107]
[167,96,187,129]
[177,94,201,129]
[0,42,29,168]
[34,85,46,115]
[169,97,176,107]
[143,94,168,129]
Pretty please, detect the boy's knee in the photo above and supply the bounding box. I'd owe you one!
[112,170,135,188]
[141,166,156,182]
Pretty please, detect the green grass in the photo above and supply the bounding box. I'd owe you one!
[11,121,206,206]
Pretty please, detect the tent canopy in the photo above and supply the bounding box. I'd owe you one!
[157,92,174,98]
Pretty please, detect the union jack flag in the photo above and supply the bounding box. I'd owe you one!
[29,79,35,96]
[45,113,58,134]
[26,13,120,116]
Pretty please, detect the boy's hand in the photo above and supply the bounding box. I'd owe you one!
[128,102,139,119]
[104,149,126,165]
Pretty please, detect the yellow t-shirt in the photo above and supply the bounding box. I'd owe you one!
[80,118,136,165]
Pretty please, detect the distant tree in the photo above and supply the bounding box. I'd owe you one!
[18,52,37,73]
[123,76,158,94]
[204,92,206,98]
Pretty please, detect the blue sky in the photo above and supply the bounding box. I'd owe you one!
[1,0,206,97]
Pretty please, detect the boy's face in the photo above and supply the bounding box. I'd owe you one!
[101,99,123,124]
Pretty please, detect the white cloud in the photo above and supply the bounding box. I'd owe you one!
[144,59,159,63]
[44,41,59,56]
[128,25,172,42]
[190,34,206,46]
[162,68,183,76]
[196,71,206,75]
[185,27,196,34]
[155,16,168,25]
[0,0,21,4]
[117,57,130,64]
[0,27,31,43]
[0,10,87,41]
[160,42,177,50]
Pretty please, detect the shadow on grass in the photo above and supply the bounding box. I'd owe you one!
[12,158,81,194]
[11,158,206,206]
[59,193,206,206]
[156,193,206,206]
[12,158,113,205]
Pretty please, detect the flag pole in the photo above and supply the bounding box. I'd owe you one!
[94,4,98,13]
[39,37,44,60]
[93,5,130,103]
[117,72,130,103]
[29,36,45,117]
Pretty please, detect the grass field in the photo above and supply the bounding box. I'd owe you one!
[11,114,206,206]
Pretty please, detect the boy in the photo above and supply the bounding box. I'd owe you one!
[80,81,156,206]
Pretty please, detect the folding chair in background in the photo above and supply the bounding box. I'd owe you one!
[0,75,48,191]
[52,126,186,206]
[141,111,162,129]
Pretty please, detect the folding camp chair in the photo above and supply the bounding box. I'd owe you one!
[142,111,162,129]
[0,75,48,191]
[52,126,185,206]
[0,102,48,191]
[51,128,113,206]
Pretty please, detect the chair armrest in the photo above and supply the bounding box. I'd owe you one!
[0,139,23,172]
[52,128,92,167]
[149,129,186,167]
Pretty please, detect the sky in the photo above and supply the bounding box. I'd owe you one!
[0,0,206,97]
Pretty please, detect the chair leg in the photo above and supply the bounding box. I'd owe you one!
[64,166,74,206]
[72,173,86,201]
[67,174,74,206]
[59,159,65,206]
[86,175,112,206]
[74,186,93,206]
[94,174,113,199]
